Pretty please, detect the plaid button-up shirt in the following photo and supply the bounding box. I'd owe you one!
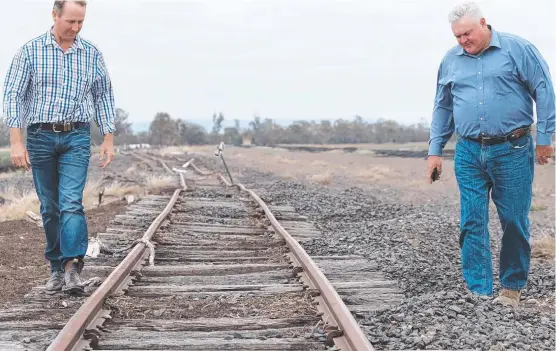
[2,28,116,135]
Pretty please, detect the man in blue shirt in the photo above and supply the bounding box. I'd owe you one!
[3,1,116,294]
[427,2,554,307]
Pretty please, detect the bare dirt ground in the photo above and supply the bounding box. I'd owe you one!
[187,143,555,255]
[0,201,128,307]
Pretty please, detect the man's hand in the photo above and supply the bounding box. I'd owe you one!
[9,128,30,171]
[536,145,553,165]
[99,133,115,168]
[11,142,30,171]
[427,155,442,184]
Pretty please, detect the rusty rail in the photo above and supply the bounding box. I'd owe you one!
[46,158,193,351]
[190,161,374,351]
[237,185,374,351]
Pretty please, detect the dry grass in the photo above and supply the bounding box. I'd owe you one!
[159,146,194,157]
[407,179,427,187]
[0,173,177,222]
[355,165,393,182]
[532,236,555,260]
[0,189,40,222]
[275,141,457,151]
[231,153,247,159]
[354,149,375,155]
[274,156,296,165]
[82,179,103,209]
[104,183,142,198]
[310,160,328,167]
[531,203,548,211]
[0,170,24,180]
[144,174,176,191]
[124,166,137,175]
[310,172,333,185]
[0,150,10,166]
[0,179,108,220]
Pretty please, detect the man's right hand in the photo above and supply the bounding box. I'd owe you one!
[427,155,442,184]
[11,142,30,171]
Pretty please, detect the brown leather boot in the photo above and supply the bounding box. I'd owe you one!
[493,289,521,308]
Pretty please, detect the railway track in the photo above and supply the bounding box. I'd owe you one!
[0,151,403,351]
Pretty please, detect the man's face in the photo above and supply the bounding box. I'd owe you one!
[451,17,488,55]
[52,2,86,42]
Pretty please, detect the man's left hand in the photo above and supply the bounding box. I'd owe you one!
[99,133,115,168]
[536,145,553,165]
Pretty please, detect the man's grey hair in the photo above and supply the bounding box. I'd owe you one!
[53,1,87,15]
[448,1,484,24]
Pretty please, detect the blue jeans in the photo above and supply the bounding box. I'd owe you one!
[454,134,534,296]
[26,124,91,273]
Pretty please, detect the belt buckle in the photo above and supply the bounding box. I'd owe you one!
[53,122,72,133]
[52,123,63,133]
[480,136,493,144]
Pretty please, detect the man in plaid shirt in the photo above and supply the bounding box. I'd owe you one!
[2,0,116,294]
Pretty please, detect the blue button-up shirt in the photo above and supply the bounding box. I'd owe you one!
[429,26,555,155]
[2,29,116,135]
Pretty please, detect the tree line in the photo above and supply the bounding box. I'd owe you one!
[0,108,433,147]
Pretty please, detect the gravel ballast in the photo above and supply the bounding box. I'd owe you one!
[194,155,555,351]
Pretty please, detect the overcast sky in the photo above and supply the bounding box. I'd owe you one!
[1,0,554,130]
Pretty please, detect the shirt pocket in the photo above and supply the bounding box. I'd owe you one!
[492,72,516,98]
[72,67,95,101]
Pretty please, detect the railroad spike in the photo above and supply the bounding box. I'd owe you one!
[308,288,321,297]
[83,329,101,348]
[292,266,304,276]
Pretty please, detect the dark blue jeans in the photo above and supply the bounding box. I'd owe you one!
[26,124,91,273]
[454,134,534,296]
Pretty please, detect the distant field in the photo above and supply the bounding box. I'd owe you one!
[275,141,456,151]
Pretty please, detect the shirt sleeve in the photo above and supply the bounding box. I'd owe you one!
[428,59,455,156]
[2,47,31,129]
[91,51,116,135]
[520,44,555,146]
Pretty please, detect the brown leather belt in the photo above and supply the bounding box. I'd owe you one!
[467,126,531,146]
[32,122,88,133]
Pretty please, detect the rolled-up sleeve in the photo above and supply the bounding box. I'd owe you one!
[92,51,116,135]
[2,48,30,129]
[429,60,455,156]
[521,44,555,145]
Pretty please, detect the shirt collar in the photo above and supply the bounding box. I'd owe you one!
[456,24,501,56]
[44,27,85,51]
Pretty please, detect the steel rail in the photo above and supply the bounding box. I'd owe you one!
[188,161,374,351]
[190,162,213,176]
[46,158,193,351]
[237,184,374,351]
[141,153,174,174]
